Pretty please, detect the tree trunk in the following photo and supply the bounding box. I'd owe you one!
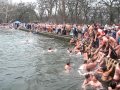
[61,0,65,23]
[75,1,78,23]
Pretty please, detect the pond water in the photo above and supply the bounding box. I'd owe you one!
[0,29,84,90]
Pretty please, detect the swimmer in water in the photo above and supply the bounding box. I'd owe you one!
[25,39,32,44]
[48,48,57,52]
[67,48,72,54]
[48,48,53,52]
[64,62,71,72]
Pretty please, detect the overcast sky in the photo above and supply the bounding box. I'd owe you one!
[12,0,36,3]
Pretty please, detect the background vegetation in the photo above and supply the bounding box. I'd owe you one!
[0,0,119,24]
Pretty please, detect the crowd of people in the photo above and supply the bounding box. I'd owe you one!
[0,23,11,29]
[30,22,120,90]
[1,22,120,90]
[66,23,120,90]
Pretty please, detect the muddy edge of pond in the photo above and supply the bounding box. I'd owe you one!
[19,28,71,42]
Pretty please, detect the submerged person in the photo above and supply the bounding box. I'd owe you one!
[48,48,54,52]
[26,40,29,43]
[20,39,31,44]
[48,48,57,52]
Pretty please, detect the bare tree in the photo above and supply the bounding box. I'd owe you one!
[0,1,14,23]
[0,0,119,24]
[99,0,119,24]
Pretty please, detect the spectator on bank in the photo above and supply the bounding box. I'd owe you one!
[73,24,78,38]
[62,26,66,35]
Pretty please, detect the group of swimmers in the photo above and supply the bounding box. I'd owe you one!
[66,23,120,90]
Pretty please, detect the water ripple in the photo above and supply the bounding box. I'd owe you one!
[0,29,83,90]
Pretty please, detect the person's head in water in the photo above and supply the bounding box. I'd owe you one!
[66,62,70,66]
[67,48,72,53]
[69,50,72,53]
[48,48,52,50]
[64,61,71,71]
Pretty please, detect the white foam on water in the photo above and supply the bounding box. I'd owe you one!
[19,38,33,45]
[54,49,57,52]
[76,52,81,56]
[78,65,95,76]
[78,65,88,76]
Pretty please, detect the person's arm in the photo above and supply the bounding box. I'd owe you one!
[114,45,120,50]
[92,55,98,61]
[117,83,120,89]
[108,87,112,90]
[86,39,93,50]
[106,59,113,70]
[82,80,89,89]
[94,45,103,55]
[98,82,103,89]
[95,68,103,74]
[107,64,114,74]
[99,58,105,67]
[116,31,119,42]
[104,42,109,51]
[94,32,97,41]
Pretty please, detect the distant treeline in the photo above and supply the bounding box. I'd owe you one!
[0,0,120,24]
